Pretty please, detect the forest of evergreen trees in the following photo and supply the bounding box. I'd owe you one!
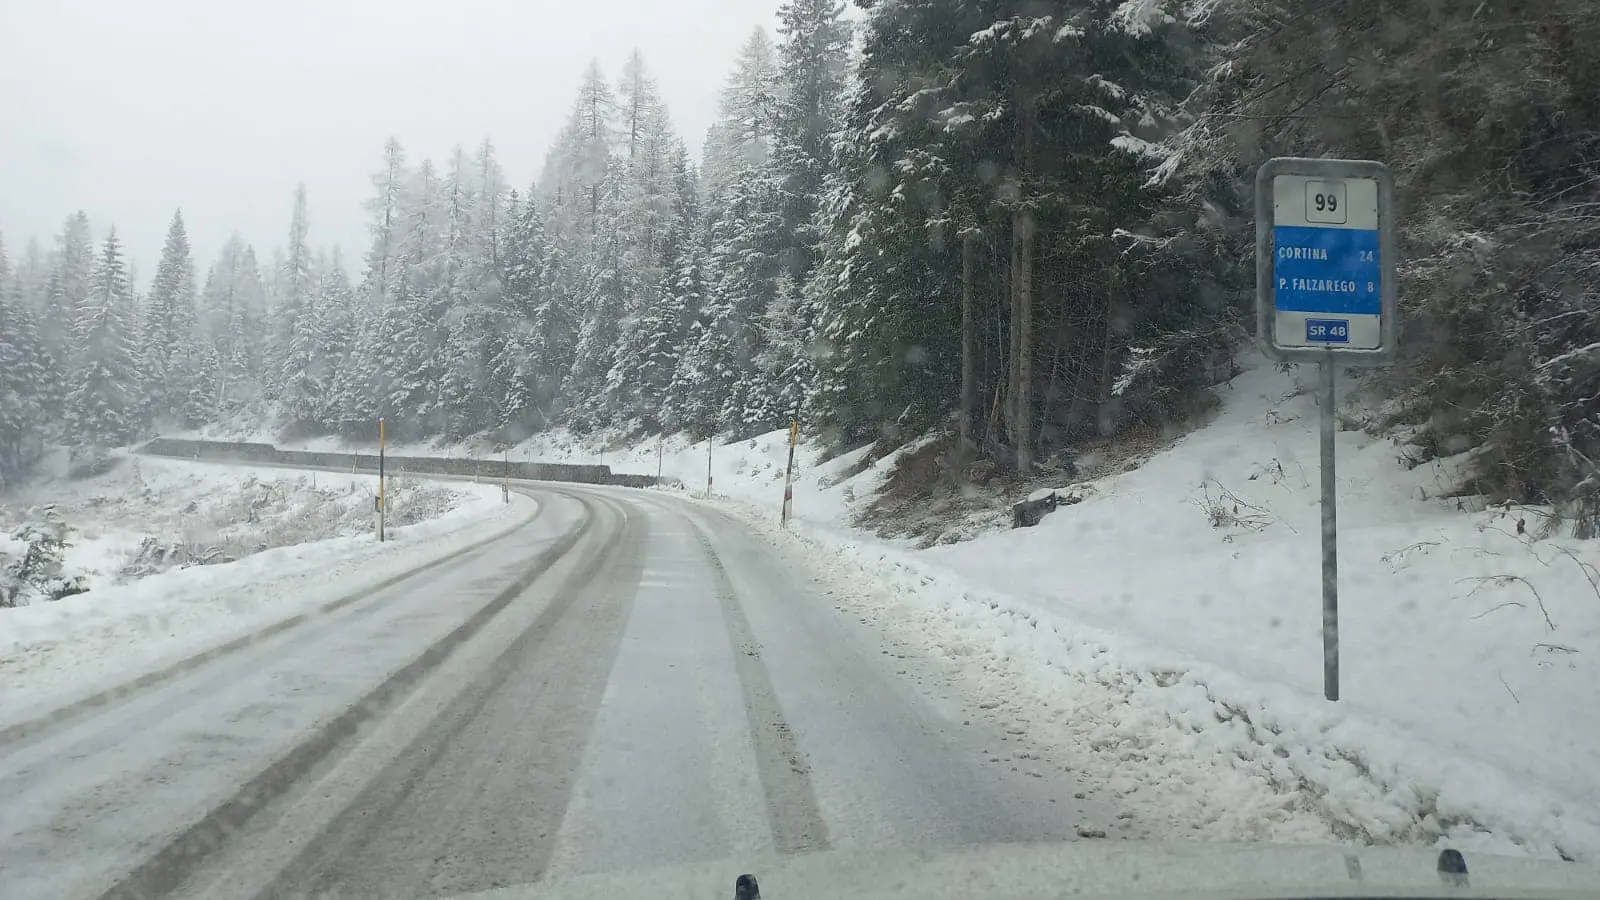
[4,0,1599,526]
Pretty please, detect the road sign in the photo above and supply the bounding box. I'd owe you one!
[1254,158,1399,704]
[1256,158,1396,364]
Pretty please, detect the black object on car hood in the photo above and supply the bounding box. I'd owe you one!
[446,840,1600,900]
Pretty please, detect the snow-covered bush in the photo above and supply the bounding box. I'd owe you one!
[67,445,119,481]
[0,510,88,607]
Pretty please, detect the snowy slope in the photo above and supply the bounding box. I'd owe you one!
[913,359,1599,858]
[0,457,530,727]
[682,357,1596,860]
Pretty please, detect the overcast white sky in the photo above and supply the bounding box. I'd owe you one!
[0,0,784,284]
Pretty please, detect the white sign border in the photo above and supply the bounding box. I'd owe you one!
[1255,157,1397,366]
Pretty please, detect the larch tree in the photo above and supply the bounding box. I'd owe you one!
[362,137,411,312]
[536,63,620,427]
[335,139,412,435]
[602,53,687,429]
[563,173,626,430]
[436,145,487,438]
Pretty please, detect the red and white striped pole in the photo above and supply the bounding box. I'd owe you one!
[781,418,798,526]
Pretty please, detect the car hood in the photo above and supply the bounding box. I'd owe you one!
[446,840,1599,900]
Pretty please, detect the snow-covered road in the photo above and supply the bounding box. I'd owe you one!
[0,480,1115,900]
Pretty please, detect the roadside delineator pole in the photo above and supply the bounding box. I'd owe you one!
[377,418,387,543]
[706,438,714,498]
[781,417,799,526]
[503,449,510,504]
[657,435,665,483]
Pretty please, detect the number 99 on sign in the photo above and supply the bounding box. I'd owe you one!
[1303,181,1349,225]
[1306,319,1349,343]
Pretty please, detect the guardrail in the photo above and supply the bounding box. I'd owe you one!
[137,438,660,488]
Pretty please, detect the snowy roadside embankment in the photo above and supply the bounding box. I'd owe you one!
[677,359,1598,861]
[0,455,533,726]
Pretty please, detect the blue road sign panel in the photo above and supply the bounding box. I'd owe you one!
[1258,160,1394,361]
[1273,225,1380,315]
[1305,318,1350,343]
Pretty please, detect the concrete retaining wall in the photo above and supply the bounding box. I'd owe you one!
[138,438,657,487]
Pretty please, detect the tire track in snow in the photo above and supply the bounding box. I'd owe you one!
[689,518,831,856]
[246,490,645,898]
[95,490,598,900]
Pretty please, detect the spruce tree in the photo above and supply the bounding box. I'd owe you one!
[771,0,851,285]
[0,235,50,479]
[493,188,551,437]
[142,210,200,427]
[65,231,141,446]
[276,184,320,426]
[686,29,784,436]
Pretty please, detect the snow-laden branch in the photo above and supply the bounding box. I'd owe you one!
[1536,342,1600,372]
[1112,0,1176,36]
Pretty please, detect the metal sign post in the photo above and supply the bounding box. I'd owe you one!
[1256,158,1397,702]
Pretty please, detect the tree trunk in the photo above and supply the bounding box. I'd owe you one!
[1007,220,1022,457]
[1098,262,1119,406]
[959,227,979,457]
[1015,211,1034,473]
[985,233,1007,460]
[1013,100,1037,474]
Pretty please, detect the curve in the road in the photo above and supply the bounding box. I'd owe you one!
[3,474,1115,900]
